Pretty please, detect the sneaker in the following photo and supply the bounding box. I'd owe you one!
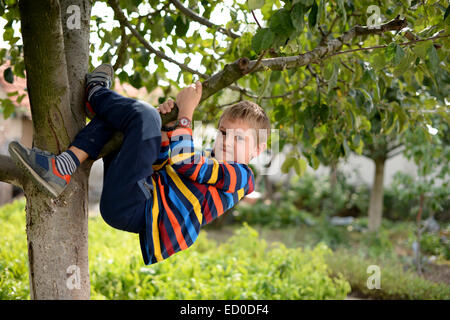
[8,141,72,198]
[85,63,114,119]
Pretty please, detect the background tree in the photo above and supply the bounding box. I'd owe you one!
[0,0,448,299]
[392,115,449,273]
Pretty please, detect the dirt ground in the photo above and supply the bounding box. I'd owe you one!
[421,262,450,286]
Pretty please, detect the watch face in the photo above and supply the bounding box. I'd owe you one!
[180,118,189,126]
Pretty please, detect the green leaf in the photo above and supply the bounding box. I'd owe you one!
[352,89,364,108]
[393,51,414,77]
[291,3,305,32]
[175,16,189,37]
[281,156,296,173]
[341,139,350,157]
[325,63,338,93]
[371,52,386,70]
[308,1,318,30]
[294,158,308,176]
[360,89,374,114]
[385,43,397,62]
[1,98,15,119]
[129,71,142,88]
[251,28,275,53]
[427,44,439,73]
[352,134,360,147]
[3,67,13,84]
[164,16,175,35]
[300,0,314,6]
[337,0,346,27]
[270,70,282,83]
[393,45,405,65]
[269,9,293,35]
[310,153,320,169]
[444,4,450,21]
[318,0,326,23]
[413,41,431,59]
[2,27,14,42]
[312,124,327,147]
[247,0,265,11]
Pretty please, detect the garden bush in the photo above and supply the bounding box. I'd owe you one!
[0,198,351,300]
[326,248,450,300]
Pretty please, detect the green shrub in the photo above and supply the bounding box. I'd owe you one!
[0,198,351,300]
[89,221,350,299]
[419,232,450,260]
[326,248,450,300]
[360,229,395,258]
[0,199,30,300]
[234,200,317,228]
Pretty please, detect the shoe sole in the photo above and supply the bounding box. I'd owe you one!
[85,64,114,119]
[90,64,114,83]
[8,142,60,198]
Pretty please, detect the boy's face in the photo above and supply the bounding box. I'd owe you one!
[212,118,266,165]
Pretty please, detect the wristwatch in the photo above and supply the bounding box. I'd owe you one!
[161,116,192,132]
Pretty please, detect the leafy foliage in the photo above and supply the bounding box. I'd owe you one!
[326,248,450,299]
[0,0,447,175]
[0,198,351,300]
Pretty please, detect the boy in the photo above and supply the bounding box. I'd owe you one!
[8,64,271,265]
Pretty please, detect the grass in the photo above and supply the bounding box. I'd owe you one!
[1,196,449,300]
[0,197,351,300]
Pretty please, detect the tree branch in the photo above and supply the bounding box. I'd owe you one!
[169,0,240,39]
[0,155,26,188]
[324,33,448,61]
[108,0,208,79]
[94,13,413,160]
[244,16,409,73]
[387,147,405,159]
[113,23,130,70]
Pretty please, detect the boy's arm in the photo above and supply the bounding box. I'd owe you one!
[161,80,256,193]
[167,127,255,194]
[151,139,170,171]
[153,105,177,170]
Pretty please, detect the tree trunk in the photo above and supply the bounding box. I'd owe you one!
[329,160,338,189]
[18,0,92,299]
[368,157,386,231]
[416,194,425,275]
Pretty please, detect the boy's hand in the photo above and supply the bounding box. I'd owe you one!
[157,99,177,141]
[176,80,202,120]
[157,98,176,118]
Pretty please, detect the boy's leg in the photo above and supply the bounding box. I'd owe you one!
[69,115,116,161]
[86,87,162,233]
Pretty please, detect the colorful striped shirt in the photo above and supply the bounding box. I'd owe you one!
[139,127,255,265]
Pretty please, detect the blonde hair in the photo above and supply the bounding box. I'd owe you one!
[218,100,271,145]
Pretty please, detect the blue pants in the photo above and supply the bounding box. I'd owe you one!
[70,87,161,233]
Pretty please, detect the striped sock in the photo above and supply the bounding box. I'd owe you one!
[55,150,80,176]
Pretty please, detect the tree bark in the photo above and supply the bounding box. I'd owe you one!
[368,157,386,231]
[18,0,91,299]
[329,160,338,190]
